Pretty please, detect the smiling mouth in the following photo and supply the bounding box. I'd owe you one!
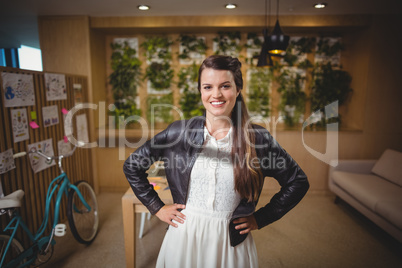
[210,101,226,106]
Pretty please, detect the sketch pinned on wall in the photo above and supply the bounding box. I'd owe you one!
[42,105,59,127]
[27,139,55,173]
[0,149,16,175]
[1,72,35,107]
[11,108,29,143]
[76,114,89,143]
[44,73,67,101]
[58,139,72,156]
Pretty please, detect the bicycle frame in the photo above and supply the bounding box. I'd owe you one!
[1,172,92,268]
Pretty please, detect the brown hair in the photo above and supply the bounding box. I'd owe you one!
[198,55,263,202]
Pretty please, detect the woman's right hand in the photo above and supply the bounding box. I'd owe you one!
[155,204,186,228]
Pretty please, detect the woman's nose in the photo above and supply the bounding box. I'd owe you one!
[212,88,222,98]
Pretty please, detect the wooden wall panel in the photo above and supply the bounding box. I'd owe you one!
[0,67,94,248]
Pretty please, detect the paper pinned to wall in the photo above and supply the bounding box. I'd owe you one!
[42,105,59,127]
[58,139,72,156]
[27,139,55,173]
[1,72,35,107]
[11,108,30,143]
[0,149,16,175]
[44,73,67,101]
[76,114,89,143]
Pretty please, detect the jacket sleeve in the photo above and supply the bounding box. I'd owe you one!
[123,126,170,215]
[253,128,309,229]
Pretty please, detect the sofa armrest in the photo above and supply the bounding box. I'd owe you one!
[328,159,377,190]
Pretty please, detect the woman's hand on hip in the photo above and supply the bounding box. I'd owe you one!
[233,215,258,235]
[155,203,186,228]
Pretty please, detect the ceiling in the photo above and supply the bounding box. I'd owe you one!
[1,0,401,49]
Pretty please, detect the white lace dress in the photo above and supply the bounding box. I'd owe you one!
[156,127,258,267]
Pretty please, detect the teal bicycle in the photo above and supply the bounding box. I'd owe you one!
[0,144,99,267]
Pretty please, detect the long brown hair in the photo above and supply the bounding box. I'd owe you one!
[198,55,263,202]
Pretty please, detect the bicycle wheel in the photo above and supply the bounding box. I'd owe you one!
[67,181,99,244]
[0,234,25,267]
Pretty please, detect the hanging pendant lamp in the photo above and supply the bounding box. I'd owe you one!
[257,0,273,67]
[268,0,289,55]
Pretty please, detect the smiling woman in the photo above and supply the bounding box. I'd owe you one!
[124,55,309,267]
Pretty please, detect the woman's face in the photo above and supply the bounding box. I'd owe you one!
[200,68,239,121]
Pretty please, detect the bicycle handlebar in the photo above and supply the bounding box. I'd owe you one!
[28,141,84,161]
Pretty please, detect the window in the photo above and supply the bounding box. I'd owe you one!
[17,45,43,71]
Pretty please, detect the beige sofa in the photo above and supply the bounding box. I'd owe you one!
[328,149,402,242]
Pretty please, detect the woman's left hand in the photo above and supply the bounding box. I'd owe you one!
[233,215,258,235]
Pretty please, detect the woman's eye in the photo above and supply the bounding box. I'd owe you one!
[222,84,231,89]
[203,86,211,90]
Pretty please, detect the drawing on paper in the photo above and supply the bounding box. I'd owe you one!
[42,105,59,127]
[1,72,35,107]
[11,108,29,143]
[0,149,16,175]
[44,73,67,101]
[27,139,55,173]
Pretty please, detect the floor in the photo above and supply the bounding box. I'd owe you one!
[42,190,402,268]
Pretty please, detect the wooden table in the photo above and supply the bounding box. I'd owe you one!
[121,178,172,268]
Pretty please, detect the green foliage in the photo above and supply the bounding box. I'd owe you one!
[145,62,174,90]
[291,37,316,54]
[244,33,264,65]
[140,36,173,61]
[213,31,242,56]
[177,64,204,119]
[277,70,307,128]
[297,59,313,69]
[311,62,352,112]
[108,41,142,127]
[316,38,344,57]
[247,68,272,118]
[112,98,142,127]
[147,93,174,124]
[177,34,208,60]
[109,41,142,100]
[283,37,316,67]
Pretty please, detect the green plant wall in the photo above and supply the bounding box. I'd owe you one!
[108,33,353,130]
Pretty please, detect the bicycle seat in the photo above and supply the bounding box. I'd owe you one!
[0,190,24,210]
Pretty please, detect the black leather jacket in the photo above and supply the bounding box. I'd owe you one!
[123,116,309,247]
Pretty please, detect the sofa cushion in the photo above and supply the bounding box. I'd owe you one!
[371,149,402,187]
[332,171,402,212]
[375,201,402,230]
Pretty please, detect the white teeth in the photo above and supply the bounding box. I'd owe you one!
[211,101,225,105]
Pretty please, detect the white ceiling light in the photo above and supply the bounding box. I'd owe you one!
[137,5,150,11]
[225,4,237,9]
[314,3,327,9]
